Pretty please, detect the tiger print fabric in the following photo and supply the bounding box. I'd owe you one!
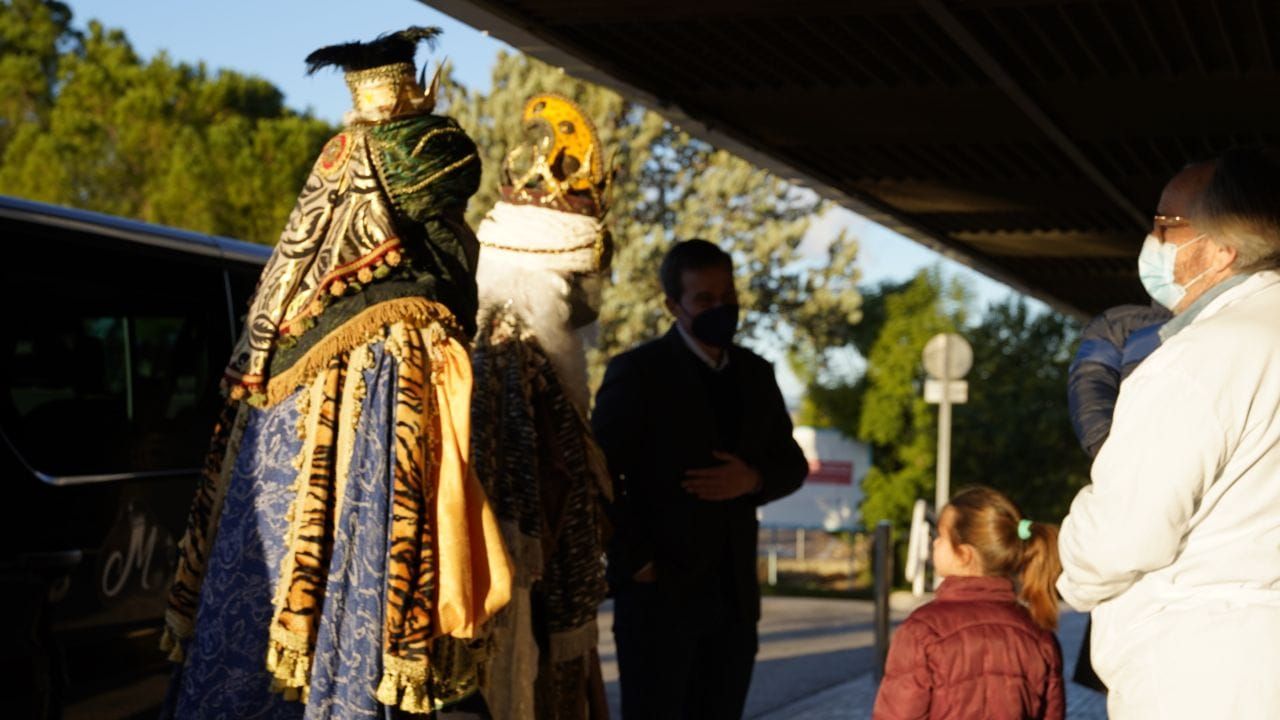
[470,305,611,720]
[378,322,439,700]
[161,400,250,660]
[166,310,512,715]
[266,357,344,698]
[376,320,514,712]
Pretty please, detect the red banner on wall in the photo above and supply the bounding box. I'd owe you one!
[807,460,853,485]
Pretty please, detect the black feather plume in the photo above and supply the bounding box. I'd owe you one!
[305,26,442,75]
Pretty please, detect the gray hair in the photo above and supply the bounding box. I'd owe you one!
[1193,147,1280,272]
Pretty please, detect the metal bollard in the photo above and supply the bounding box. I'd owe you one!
[873,519,893,684]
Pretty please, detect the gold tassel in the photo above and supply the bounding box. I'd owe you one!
[265,639,312,703]
[375,670,400,705]
[293,653,310,686]
[375,664,442,714]
[159,627,185,662]
[402,683,426,714]
[276,652,296,682]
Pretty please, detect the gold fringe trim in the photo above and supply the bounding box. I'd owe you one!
[273,372,329,615]
[376,654,432,714]
[332,344,372,521]
[159,624,184,663]
[264,297,461,407]
[262,363,332,702]
[375,654,479,714]
[266,625,312,702]
[264,369,332,705]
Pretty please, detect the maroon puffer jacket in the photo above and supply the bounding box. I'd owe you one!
[872,576,1064,720]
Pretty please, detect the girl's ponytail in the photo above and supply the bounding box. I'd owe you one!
[1017,521,1062,631]
[946,486,1064,632]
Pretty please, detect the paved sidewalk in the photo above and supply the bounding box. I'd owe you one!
[752,607,1108,720]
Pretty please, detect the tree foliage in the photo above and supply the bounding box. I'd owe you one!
[854,271,967,530]
[3,5,862,379]
[0,0,334,244]
[950,298,1088,522]
[803,270,1088,530]
[444,52,862,379]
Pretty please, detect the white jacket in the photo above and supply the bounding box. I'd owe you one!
[1058,271,1280,719]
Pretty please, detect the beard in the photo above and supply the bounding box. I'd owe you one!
[476,251,604,411]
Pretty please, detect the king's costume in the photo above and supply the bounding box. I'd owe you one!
[160,28,511,719]
[468,94,613,720]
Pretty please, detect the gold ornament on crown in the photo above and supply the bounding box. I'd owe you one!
[501,93,613,216]
[344,62,442,122]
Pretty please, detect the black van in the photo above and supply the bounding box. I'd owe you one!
[0,195,270,718]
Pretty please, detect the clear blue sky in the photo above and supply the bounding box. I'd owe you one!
[67,0,511,121]
[65,0,1025,322]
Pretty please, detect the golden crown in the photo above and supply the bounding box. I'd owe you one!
[343,62,440,122]
[501,93,613,216]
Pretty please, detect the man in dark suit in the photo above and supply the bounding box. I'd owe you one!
[592,239,808,720]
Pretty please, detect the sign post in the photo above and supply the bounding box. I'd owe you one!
[922,333,972,512]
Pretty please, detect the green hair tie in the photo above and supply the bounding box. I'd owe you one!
[1017,519,1034,541]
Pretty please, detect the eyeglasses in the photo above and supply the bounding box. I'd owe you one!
[1152,214,1193,243]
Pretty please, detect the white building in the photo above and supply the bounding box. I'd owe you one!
[759,426,869,531]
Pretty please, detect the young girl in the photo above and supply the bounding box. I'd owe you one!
[872,486,1065,720]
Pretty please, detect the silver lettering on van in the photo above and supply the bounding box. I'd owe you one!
[101,509,160,598]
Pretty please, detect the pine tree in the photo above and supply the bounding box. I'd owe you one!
[951,298,1087,521]
[803,270,1087,530]
[445,52,862,382]
[0,1,334,244]
[2,5,862,383]
[854,270,967,529]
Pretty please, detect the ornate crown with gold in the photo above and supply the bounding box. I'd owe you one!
[306,27,442,123]
[500,93,614,217]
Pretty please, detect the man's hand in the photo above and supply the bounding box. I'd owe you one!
[682,451,762,501]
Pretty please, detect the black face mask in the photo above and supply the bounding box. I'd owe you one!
[687,303,740,348]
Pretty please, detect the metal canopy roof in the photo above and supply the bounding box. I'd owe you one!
[423,0,1280,317]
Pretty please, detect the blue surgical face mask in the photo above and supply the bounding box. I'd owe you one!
[1138,232,1210,310]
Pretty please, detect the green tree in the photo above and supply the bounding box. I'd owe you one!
[951,299,1087,522]
[855,270,968,530]
[794,276,912,434]
[0,0,71,152]
[802,271,1088,530]
[3,5,862,373]
[0,2,334,244]
[445,52,862,380]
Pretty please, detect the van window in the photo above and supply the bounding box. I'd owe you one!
[1,230,233,477]
[225,261,263,336]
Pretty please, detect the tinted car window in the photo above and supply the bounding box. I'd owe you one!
[225,261,262,335]
[1,230,233,476]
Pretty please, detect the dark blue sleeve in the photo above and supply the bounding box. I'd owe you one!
[1068,346,1121,459]
[1067,305,1169,458]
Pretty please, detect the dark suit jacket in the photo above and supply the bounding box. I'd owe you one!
[592,325,808,623]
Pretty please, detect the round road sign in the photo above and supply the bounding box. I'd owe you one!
[922,333,973,380]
